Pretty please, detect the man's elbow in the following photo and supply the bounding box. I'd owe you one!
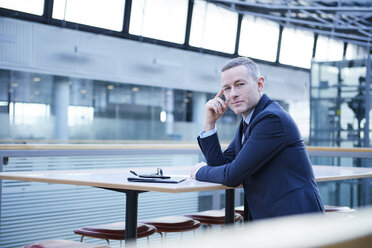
[223,176,242,187]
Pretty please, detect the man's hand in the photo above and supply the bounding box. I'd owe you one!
[190,162,207,179]
[204,89,228,132]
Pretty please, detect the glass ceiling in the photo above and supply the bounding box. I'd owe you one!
[0,0,370,69]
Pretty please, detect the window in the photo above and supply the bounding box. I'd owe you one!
[239,16,279,62]
[315,36,344,61]
[9,102,50,126]
[52,0,125,31]
[345,43,368,60]
[129,0,188,44]
[189,0,238,54]
[0,0,44,15]
[279,27,314,68]
[68,106,94,126]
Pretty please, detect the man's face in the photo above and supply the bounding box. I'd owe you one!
[221,65,264,119]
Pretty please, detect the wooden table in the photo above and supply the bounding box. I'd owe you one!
[1,165,372,244]
[0,166,234,244]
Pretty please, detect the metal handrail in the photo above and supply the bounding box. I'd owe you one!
[0,144,371,158]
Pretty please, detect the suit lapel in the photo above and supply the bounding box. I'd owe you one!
[241,94,272,145]
[248,94,271,126]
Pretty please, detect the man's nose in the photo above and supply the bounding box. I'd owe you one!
[230,87,239,97]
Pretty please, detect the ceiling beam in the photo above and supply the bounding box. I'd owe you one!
[208,0,372,13]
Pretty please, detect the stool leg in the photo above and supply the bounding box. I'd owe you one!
[180,232,183,240]
[159,232,164,246]
[120,240,122,248]
[80,236,84,242]
[105,239,110,245]
[146,236,150,247]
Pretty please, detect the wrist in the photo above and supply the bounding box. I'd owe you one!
[204,121,216,132]
[204,124,216,132]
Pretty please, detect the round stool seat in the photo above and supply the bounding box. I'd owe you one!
[185,210,242,225]
[73,222,156,240]
[235,205,356,215]
[235,205,244,216]
[324,205,355,213]
[22,240,109,248]
[141,216,201,233]
[324,205,355,221]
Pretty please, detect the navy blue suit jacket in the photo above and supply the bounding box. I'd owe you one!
[196,94,324,220]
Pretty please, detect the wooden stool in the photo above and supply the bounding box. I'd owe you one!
[22,240,109,248]
[324,205,355,213]
[185,210,242,227]
[73,222,156,247]
[141,216,201,239]
[235,205,244,216]
[236,205,356,215]
[324,205,355,220]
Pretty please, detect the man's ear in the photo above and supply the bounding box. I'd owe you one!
[257,77,264,92]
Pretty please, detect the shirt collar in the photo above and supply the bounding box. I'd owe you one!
[244,108,255,125]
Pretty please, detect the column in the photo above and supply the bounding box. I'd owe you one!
[53,76,70,140]
[162,89,174,137]
[192,92,207,131]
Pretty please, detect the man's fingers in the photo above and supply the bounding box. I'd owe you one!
[216,97,227,108]
[207,98,226,115]
[212,104,220,115]
[190,162,207,178]
[215,89,227,108]
[215,88,224,98]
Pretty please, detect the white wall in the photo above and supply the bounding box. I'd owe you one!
[0,16,310,102]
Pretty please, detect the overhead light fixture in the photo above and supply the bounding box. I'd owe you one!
[107,85,115,90]
[33,77,41,82]
[11,83,18,88]
[80,89,87,94]
[152,58,182,68]
[132,87,139,92]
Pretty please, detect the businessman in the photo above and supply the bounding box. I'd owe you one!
[191,57,324,220]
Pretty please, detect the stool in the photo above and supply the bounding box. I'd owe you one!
[141,216,201,239]
[235,205,356,215]
[73,222,156,247]
[185,210,242,227]
[324,205,355,213]
[22,240,110,248]
[324,205,355,220]
[235,205,244,216]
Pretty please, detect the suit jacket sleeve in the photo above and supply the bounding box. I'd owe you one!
[197,131,237,166]
[196,113,286,187]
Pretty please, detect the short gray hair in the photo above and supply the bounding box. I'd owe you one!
[221,57,260,81]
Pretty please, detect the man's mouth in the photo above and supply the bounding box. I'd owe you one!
[232,101,244,106]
